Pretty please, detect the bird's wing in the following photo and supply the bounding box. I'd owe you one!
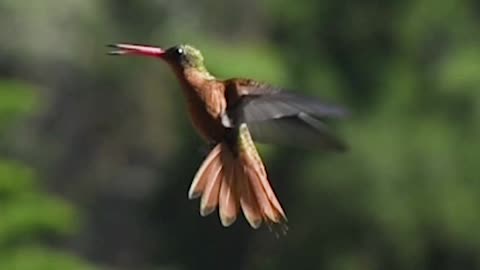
[225,79,348,151]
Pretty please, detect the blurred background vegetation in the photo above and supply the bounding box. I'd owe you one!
[0,0,479,269]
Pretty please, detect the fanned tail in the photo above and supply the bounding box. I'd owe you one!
[188,124,287,230]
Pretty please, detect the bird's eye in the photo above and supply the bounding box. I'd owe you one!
[176,48,184,55]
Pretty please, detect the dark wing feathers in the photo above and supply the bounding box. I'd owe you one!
[226,80,348,151]
[238,93,349,123]
[247,113,347,151]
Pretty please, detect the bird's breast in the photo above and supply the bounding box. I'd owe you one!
[183,84,227,143]
[173,68,228,143]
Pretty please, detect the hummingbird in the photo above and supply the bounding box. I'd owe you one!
[108,43,348,231]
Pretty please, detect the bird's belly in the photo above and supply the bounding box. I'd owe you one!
[186,97,225,143]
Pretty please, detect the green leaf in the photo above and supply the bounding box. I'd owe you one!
[0,246,96,270]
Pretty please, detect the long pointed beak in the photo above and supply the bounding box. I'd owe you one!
[107,43,166,58]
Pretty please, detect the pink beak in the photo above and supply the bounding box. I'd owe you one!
[108,43,166,58]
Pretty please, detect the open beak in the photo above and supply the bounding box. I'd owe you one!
[107,43,166,58]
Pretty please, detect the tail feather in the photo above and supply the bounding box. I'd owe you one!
[236,164,263,228]
[199,161,222,216]
[189,144,222,199]
[237,123,287,224]
[218,150,239,226]
[242,165,274,221]
[243,161,284,223]
[189,132,287,230]
[253,162,286,219]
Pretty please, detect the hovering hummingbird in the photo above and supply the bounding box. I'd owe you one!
[108,43,347,231]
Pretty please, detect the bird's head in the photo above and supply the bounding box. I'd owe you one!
[108,43,205,70]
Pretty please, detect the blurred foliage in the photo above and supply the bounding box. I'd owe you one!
[0,0,479,270]
[0,81,36,135]
[0,81,94,270]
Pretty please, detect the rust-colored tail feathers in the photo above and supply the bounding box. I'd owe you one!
[188,126,287,229]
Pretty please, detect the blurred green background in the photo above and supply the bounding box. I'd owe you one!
[0,0,479,269]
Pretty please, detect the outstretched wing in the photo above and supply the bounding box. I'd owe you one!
[225,79,348,151]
